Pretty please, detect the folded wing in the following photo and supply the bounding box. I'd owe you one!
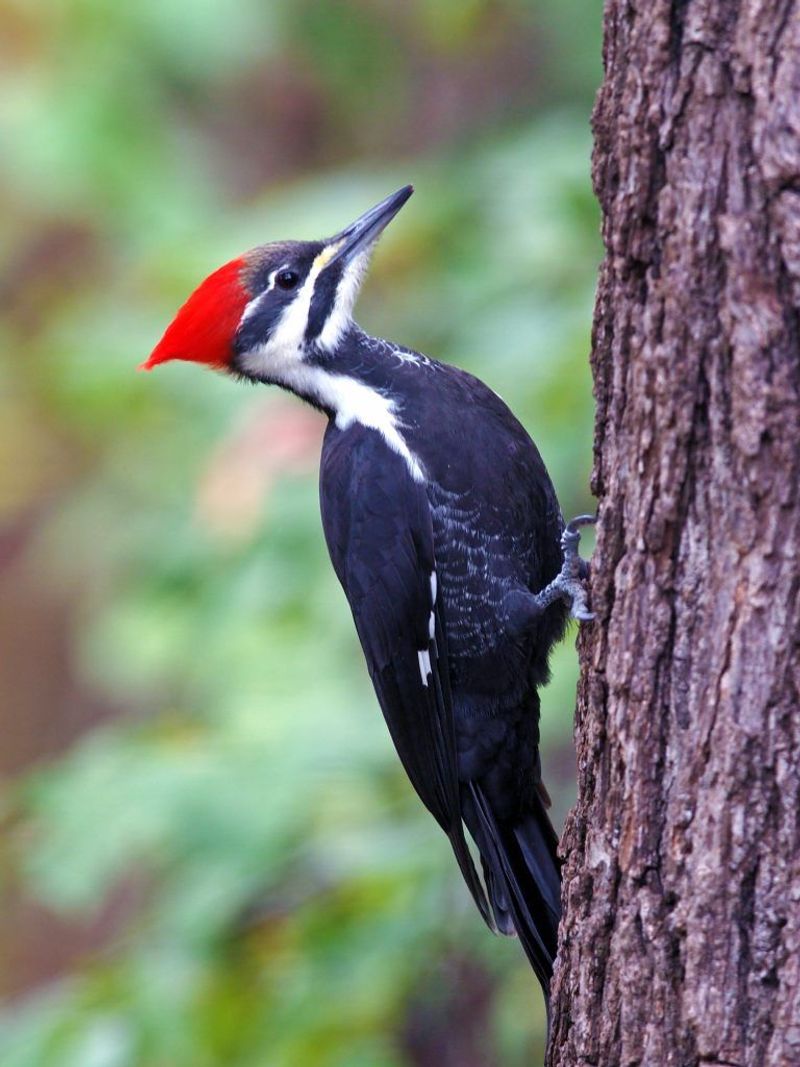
[320,424,491,925]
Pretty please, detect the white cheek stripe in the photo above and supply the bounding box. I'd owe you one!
[269,257,326,354]
[317,250,369,352]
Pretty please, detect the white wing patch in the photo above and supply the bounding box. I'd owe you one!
[417,648,432,687]
[418,570,438,686]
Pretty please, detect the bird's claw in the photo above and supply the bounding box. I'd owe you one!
[561,513,596,548]
[562,578,594,621]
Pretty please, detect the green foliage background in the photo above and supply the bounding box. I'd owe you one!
[0,2,600,1064]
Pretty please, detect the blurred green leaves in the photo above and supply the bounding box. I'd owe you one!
[0,1,599,1063]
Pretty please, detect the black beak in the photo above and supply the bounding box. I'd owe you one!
[327,185,413,267]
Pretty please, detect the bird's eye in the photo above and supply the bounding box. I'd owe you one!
[275,269,299,290]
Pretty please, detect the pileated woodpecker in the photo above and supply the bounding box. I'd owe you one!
[142,187,592,1001]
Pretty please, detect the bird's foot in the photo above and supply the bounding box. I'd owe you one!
[559,514,596,620]
[531,514,596,622]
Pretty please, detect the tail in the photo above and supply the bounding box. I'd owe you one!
[463,782,562,1001]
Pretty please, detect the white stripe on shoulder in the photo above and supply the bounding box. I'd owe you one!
[238,359,424,482]
[293,367,425,481]
[330,375,425,482]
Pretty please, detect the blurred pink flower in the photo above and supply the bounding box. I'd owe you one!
[195,399,324,541]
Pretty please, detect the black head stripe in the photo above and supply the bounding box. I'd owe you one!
[306,263,343,342]
[245,242,303,295]
[234,291,292,355]
[234,241,321,355]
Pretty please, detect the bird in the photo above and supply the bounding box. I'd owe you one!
[141,185,593,1004]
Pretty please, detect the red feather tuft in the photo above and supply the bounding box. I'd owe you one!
[140,257,249,371]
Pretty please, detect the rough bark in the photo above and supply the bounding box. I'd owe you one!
[549,3,800,1065]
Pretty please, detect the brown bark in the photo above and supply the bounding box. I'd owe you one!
[549,3,800,1066]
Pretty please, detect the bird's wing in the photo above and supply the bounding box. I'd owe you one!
[320,424,491,925]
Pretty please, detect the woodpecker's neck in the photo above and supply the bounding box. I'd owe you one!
[262,321,358,410]
[261,323,427,482]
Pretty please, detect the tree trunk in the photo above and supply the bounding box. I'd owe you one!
[549,3,800,1065]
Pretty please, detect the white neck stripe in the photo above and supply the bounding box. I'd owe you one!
[298,366,425,482]
[237,351,425,481]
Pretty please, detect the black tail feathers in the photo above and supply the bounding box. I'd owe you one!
[463,783,562,1000]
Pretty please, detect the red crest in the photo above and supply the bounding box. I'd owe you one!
[140,257,249,371]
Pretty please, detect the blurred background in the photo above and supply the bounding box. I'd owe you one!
[0,2,600,1064]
